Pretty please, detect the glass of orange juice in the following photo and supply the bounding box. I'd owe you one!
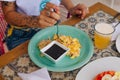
[94,22,115,49]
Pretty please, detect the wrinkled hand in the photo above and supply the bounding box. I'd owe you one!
[38,2,60,28]
[69,4,89,19]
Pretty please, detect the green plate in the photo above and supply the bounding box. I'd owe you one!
[28,25,94,72]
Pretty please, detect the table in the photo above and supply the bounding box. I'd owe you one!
[0,2,120,80]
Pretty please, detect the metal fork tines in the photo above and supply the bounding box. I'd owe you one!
[7,64,18,72]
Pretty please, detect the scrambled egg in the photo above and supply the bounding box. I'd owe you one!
[54,34,81,59]
[38,34,82,59]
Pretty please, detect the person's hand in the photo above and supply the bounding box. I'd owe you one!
[38,2,60,28]
[69,3,89,19]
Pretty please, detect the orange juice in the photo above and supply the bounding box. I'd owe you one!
[94,23,114,49]
[94,32,111,49]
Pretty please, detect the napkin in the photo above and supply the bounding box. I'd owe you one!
[111,23,120,41]
[18,68,51,80]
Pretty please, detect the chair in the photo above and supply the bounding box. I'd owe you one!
[0,2,7,55]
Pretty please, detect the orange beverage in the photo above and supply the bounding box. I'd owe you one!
[94,23,114,49]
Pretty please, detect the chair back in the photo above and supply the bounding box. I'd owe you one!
[0,2,7,55]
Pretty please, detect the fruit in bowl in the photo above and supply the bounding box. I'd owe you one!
[94,70,120,80]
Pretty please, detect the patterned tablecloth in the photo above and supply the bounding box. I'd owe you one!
[0,10,120,80]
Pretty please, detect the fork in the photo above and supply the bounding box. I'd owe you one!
[112,13,120,28]
[55,20,61,37]
[109,13,120,52]
[108,13,120,23]
[107,13,120,27]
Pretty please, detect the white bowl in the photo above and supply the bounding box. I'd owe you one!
[116,35,120,53]
[40,41,69,63]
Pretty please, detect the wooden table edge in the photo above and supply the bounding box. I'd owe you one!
[62,2,120,25]
[0,2,120,80]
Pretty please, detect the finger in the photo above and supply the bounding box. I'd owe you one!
[46,2,60,14]
[86,7,89,14]
[41,10,60,20]
[39,15,57,26]
[81,9,86,19]
[77,4,88,13]
[46,2,59,10]
[50,12,60,20]
[81,7,89,19]
[75,9,82,15]
[76,4,88,19]
[39,20,53,28]
[41,9,51,16]
[43,16,57,24]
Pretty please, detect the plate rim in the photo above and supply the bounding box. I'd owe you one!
[75,56,120,80]
[28,25,94,72]
[116,34,120,53]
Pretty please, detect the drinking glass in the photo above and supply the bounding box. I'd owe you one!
[94,22,115,49]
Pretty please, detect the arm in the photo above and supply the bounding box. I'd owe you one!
[1,2,60,28]
[61,0,74,11]
[61,0,89,19]
[1,1,40,28]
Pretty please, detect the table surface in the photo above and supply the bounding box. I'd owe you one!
[0,2,120,80]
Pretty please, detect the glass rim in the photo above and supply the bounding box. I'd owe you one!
[94,22,115,35]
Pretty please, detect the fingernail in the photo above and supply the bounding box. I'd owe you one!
[81,17,84,19]
[79,11,82,14]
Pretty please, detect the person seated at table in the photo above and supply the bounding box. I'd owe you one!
[1,0,89,50]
